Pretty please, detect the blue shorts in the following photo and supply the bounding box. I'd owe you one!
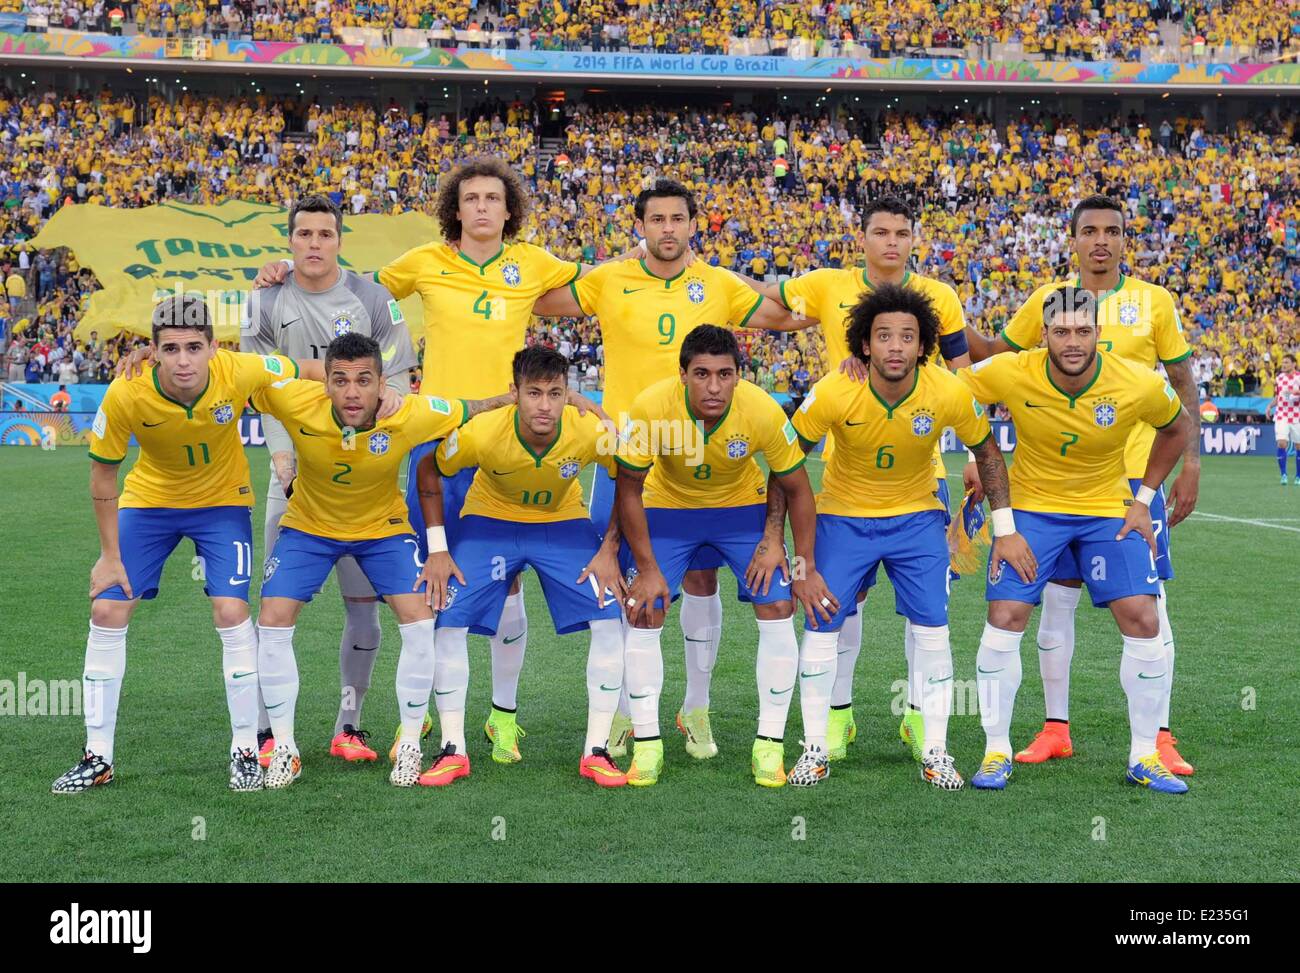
[989,510,1160,608]
[591,466,723,570]
[618,504,794,611]
[816,510,950,630]
[100,505,254,602]
[405,440,476,559]
[437,516,621,635]
[936,477,952,528]
[1048,479,1174,583]
[261,527,424,602]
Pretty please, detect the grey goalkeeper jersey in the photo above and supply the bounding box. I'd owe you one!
[240,268,418,454]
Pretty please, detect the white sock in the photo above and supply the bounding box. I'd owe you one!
[489,588,527,711]
[911,623,953,752]
[336,599,382,735]
[433,626,469,753]
[395,619,436,746]
[976,622,1024,757]
[1121,633,1166,765]
[831,607,863,707]
[257,625,300,755]
[1156,583,1175,730]
[216,618,259,753]
[624,625,664,738]
[903,617,916,707]
[797,628,838,751]
[584,618,624,754]
[1037,582,1080,723]
[83,623,127,765]
[756,617,798,739]
[680,591,722,712]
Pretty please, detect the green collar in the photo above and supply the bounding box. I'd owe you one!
[868,366,918,419]
[515,410,561,466]
[683,386,730,442]
[862,267,911,292]
[457,243,505,274]
[641,258,686,288]
[330,405,376,433]
[1045,353,1103,407]
[1072,273,1126,303]
[151,366,209,419]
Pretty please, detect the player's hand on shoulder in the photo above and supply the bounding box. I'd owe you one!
[838,355,868,383]
[114,342,155,380]
[376,385,403,421]
[792,567,838,629]
[253,259,289,289]
[989,532,1037,585]
[90,554,133,600]
[417,551,464,612]
[566,388,610,427]
[577,546,625,609]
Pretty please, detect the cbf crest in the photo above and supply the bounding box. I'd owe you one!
[685,277,706,304]
[212,403,235,425]
[725,435,750,460]
[558,456,582,479]
[501,261,522,287]
[1117,302,1140,327]
[1093,397,1118,427]
[910,409,936,437]
[368,431,391,455]
[332,314,354,337]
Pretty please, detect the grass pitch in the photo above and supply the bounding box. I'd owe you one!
[1,447,1296,882]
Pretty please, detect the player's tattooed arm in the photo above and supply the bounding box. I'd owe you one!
[747,295,818,332]
[88,460,133,599]
[971,435,1012,510]
[413,453,462,611]
[963,324,1013,363]
[1124,405,1196,550]
[1162,358,1201,528]
[974,437,1039,585]
[731,271,781,304]
[578,504,626,609]
[746,471,790,598]
[771,466,839,626]
[615,465,670,628]
[462,391,517,420]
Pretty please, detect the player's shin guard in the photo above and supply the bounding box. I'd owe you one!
[976,623,1024,757]
[1156,584,1175,729]
[911,623,953,752]
[257,625,300,753]
[1121,634,1166,765]
[831,608,863,707]
[798,629,838,751]
[624,625,664,739]
[336,598,382,736]
[217,618,259,753]
[83,623,127,765]
[433,626,469,754]
[756,617,798,739]
[489,588,527,711]
[680,591,722,712]
[1037,582,1081,723]
[395,619,436,746]
[584,618,624,754]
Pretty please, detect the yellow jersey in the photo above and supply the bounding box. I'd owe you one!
[435,405,615,524]
[88,349,298,510]
[570,259,763,424]
[250,381,467,540]
[999,275,1191,477]
[618,377,806,510]
[956,349,1183,518]
[378,241,579,399]
[792,365,991,518]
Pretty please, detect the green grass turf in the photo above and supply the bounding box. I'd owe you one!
[1,446,1297,882]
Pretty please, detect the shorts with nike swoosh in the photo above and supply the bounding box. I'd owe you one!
[265,467,375,598]
[99,506,254,601]
[815,510,950,630]
[617,504,790,611]
[590,465,724,570]
[1048,480,1173,583]
[436,516,621,636]
[260,527,425,602]
[988,510,1159,608]
[405,440,476,559]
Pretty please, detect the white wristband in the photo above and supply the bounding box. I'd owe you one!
[1134,485,1157,507]
[966,449,977,463]
[426,526,448,554]
[280,258,294,270]
[991,507,1016,537]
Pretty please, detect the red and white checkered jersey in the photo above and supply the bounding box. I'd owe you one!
[1276,370,1300,423]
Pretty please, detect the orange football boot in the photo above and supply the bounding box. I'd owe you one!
[1014,721,1074,764]
[329,725,378,762]
[418,743,471,787]
[1157,729,1194,776]
[580,747,628,787]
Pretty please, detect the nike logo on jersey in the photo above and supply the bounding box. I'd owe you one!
[1024,402,1048,409]
[623,287,647,294]
[845,420,866,426]
[490,469,515,476]
[838,302,855,309]
[142,420,166,428]
[280,319,300,330]
[382,345,398,363]
[439,270,457,276]
[298,427,321,437]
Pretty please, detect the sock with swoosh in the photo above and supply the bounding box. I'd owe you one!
[911,623,953,752]
[680,591,722,713]
[976,622,1024,758]
[257,625,300,755]
[217,618,259,753]
[624,625,664,739]
[1037,582,1081,722]
[395,619,435,746]
[756,617,798,739]
[584,618,624,754]
[797,629,838,751]
[831,605,863,708]
[489,588,528,711]
[1121,634,1166,765]
[434,625,469,754]
[83,623,127,766]
[335,598,382,736]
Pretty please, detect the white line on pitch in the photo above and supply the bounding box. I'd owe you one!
[1190,511,1300,534]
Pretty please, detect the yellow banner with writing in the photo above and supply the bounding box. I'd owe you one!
[30,199,438,343]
